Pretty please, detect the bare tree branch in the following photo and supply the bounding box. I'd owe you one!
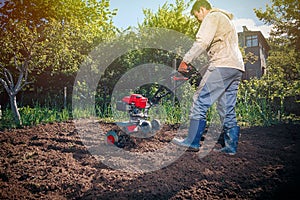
[3,68,14,89]
[14,61,27,94]
[16,64,32,93]
[17,80,33,94]
[0,77,11,95]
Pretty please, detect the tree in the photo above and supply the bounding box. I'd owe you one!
[254,0,300,97]
[140,0,198,38]
[0,0,117,126]
[254,0,300,51]
[0,19,45,125]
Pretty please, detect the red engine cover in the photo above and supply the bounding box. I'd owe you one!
[122,94,148,108]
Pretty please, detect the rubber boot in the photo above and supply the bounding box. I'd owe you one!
[216,126,240,155]
[172,119,206,151]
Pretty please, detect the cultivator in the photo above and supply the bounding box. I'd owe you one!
[105,68,198,147]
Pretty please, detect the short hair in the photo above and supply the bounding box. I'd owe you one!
[190,0,212,15]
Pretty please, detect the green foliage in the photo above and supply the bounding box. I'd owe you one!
[254,0,299,97]
[264,41,300,97]
[72,106,96,120]
[162,102,183,125]
[0,106,70,129]
[0,0,117,74]
[0,109,16,129]
[237,79,279,126]
[140,0,198,38]
[254,0,300,51]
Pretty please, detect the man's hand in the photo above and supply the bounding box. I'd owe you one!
[178,61,190,73]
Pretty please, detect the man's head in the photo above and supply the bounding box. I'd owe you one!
[191,0,212,22]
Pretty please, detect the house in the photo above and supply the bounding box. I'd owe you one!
[238,26,270,80]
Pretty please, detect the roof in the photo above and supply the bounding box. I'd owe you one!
[238,26,270,52]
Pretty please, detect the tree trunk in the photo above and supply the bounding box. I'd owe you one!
[9,95,22,126]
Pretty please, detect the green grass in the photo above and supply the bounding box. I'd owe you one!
[0,106,70,129]
[20,106,70,126]
[236,98,278,127]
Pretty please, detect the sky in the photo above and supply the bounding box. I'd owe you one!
[110,0,273,38]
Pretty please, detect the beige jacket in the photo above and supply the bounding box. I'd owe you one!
[183,8,245,72]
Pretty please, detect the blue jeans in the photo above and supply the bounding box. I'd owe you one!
[189,66,243,129]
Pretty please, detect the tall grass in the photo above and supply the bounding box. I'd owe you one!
[72,106,95,120]
[20,106,70,126]
[236,79,282,127]
[236,94,278,127]
[0,105,70,130]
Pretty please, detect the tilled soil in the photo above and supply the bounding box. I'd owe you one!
[0,121,299,200]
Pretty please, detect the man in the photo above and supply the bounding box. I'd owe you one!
[172,0,245,155]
